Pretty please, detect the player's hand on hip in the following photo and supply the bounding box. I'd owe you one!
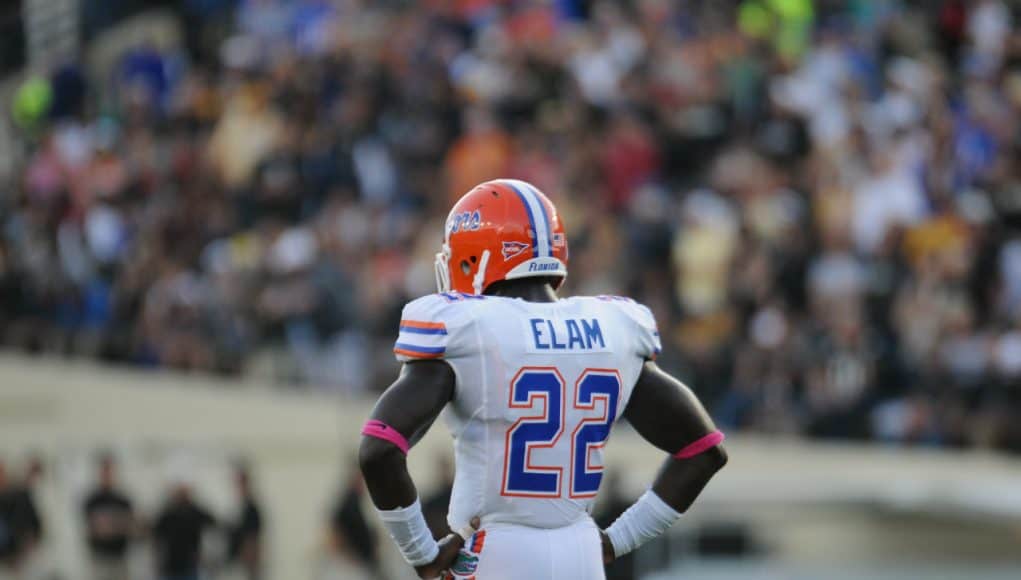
[600,529,615,565]
[414,517,481,579]
[413,533,462,579]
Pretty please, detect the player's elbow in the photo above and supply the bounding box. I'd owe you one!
[706,444,728,473]
[358,436,404,481]
[680,444,728,487]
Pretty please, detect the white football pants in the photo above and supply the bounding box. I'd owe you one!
[445,517,606,580]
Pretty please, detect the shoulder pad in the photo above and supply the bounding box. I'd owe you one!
[596,295,661,359]
[394,293,479,361]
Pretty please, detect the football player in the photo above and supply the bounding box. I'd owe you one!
[359,179,727,579]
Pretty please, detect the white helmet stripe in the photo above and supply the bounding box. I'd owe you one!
[524,181,554,256]
[505,179,551,257]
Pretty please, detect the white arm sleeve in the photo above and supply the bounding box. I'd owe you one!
[376,497,440,567]
[604,490,682,558]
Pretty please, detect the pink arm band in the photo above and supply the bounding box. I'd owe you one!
[673,430,725,460]
[361,420,410,455]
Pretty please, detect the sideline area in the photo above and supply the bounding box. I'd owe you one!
[1,354,1020,578]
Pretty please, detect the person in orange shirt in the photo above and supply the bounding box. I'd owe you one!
[444,107,512,202]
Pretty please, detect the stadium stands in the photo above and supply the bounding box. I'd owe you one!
[0,0,1020,541]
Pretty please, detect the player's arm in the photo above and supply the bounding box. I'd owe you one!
[359,360,453,509]
[358,360,474,579]
[601,360,728,563]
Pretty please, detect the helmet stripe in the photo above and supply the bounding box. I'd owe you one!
[506,180,550,257]
[524,182,554,255]
[507,182,540,257]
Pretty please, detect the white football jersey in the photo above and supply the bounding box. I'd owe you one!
[394,292,661,530]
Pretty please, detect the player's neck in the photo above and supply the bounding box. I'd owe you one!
[484,279,558,303]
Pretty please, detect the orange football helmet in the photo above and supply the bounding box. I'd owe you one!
[435,179,568,294]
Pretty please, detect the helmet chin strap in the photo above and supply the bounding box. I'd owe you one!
[472,250,491,295]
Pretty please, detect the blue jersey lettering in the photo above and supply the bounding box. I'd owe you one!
[582,319,605,349]
[529,318,606,351]
[566,319,585,349]
[547,320,566,349]
[530,318,549,349]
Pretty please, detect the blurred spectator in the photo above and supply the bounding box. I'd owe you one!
[152,483,216,580]
[208,82,283,189]
[444,107,512,203]
[0,460,16,571]
[226,464,263,580]
[326,469,380,580]
[422,455,454,539]
[82,453,135,580]
[1,457,44,577]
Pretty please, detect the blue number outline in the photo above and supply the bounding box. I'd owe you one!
[501,367,566,498]
[501,367,621,498]
[570,369,621,498]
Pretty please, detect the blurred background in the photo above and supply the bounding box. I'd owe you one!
[1,0,1021,578]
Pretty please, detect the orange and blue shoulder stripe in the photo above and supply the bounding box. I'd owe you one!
[394,319,448,359]
[393,344,446,359]
[399,319,448,335]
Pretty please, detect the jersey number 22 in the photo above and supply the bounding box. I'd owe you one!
[501,367,621,499]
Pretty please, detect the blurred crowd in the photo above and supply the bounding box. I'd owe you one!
[0,452,403,580]
[0,454,263,580]
[0,452,645,580]
[4,0,1021,451]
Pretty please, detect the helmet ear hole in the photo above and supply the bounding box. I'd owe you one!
[460,260,472,275]
[470,256,477,264]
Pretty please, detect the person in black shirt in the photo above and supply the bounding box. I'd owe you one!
[328,469,380,579]
[0,460,18,571]
[152,483,216,580]
[0,456,44,574]
[226,465,263,580]
[82,454,135,580]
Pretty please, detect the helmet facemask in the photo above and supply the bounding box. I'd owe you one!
[434,243,452,293]
[471,250,491,295]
